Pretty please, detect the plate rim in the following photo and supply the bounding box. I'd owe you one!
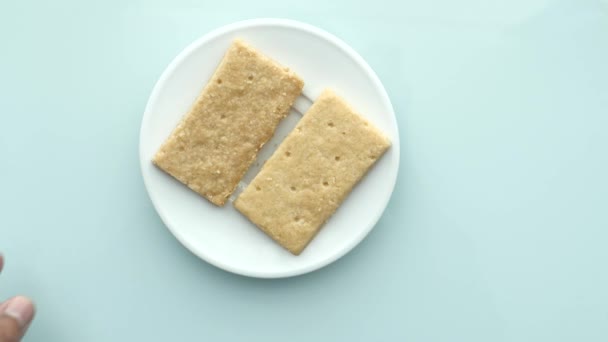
[139,18,400,278]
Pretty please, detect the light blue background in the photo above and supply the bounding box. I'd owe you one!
[1,0,607,341]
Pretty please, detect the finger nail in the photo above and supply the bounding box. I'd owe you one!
[2,296,35,327]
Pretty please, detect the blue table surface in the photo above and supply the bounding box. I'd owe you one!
[1,0,607,341]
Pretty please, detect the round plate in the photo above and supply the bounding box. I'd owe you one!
[139,19,400,278]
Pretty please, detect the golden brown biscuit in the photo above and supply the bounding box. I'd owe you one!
[234,89,391,254]
[153,39,304,206]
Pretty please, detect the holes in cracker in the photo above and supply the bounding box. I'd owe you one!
[334,156,341,161]
[247,75,254,81]
[220,114,226,119]
[217,79,222,84]
[328,122,335,127]
[290,186,296,191]
[341,131,346,135]
[255,186,261,191]
[285,151,291,157]
[294,216,301,222]
[369,155,376,159]
[322,181,329,187]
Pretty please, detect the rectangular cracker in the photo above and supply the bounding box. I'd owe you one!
[234,89,391,255]
[153,39,304,206]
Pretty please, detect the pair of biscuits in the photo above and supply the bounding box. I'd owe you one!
[154,40,390,255]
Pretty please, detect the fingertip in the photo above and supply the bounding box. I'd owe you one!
[2,296,35,327]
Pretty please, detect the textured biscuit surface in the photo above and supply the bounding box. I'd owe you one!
[234,89,391,255]
[153,39,304,206]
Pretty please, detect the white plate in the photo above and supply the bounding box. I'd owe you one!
[139,19,400,278]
